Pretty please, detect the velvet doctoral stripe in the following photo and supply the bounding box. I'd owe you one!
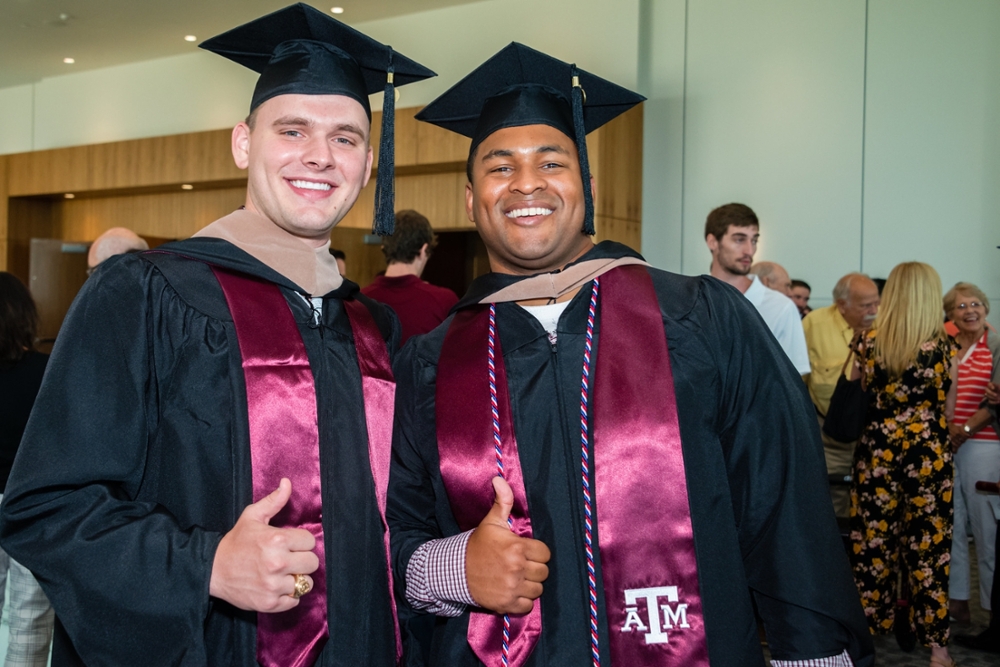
[436,306,542,667]
[593,266,709,665]
[342,298,403,661]
[211,267,328,667]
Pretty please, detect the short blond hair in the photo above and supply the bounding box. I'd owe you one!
[943,282,990,317]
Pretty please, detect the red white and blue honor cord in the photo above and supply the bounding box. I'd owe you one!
[488,304,512,667]
[580,280,601,667]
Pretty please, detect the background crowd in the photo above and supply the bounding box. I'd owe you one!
[701,202,999,664]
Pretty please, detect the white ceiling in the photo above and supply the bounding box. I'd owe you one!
[0,0,481,89]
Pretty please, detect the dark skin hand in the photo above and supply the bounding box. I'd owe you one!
[465,476,551,615]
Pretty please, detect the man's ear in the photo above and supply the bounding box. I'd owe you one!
[362,144,374,188]
[706,234,719,254]
[589,174,597,204]
[465,181,476,223]
[232,122,251,170]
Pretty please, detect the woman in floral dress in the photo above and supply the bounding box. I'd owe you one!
[848,262,958,667]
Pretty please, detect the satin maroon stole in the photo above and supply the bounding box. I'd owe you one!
[212,268,400,667]
[436,265,709,666]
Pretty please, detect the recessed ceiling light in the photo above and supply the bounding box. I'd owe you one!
[181,184,194,190]
[331,7,344,14]
[63,57,75,64]
[184,35,197,42]
[64,193,75,199]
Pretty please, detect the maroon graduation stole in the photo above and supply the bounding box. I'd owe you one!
[436,265,709,667]
[212,268,400,667]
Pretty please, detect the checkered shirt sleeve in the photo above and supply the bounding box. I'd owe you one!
[771,650,854,667]
[404,530,476,616]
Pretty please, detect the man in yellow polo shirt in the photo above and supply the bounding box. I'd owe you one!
[803,273,880,517]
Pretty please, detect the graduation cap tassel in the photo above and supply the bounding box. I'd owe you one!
[571,66,595,236]
[373,51,396,236]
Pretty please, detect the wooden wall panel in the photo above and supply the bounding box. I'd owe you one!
[589,105,643,224]
[1,103,643,275]
[595,215,641,253]
[7,129,242,196]
[57,186,247,242]
[416,121,472,166]
[395,172,471,230]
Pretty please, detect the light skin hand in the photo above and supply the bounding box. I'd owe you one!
[986,382,999,405]
[465,476,551,615]
[209,478,320,613]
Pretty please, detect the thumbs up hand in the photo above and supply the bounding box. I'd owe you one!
[465,476,551,615]
[209,478,320,613]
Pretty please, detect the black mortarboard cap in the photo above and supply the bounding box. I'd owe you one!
[416,43,644,235]
[200,3,436,236]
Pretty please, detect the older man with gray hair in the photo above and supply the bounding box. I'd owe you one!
[802,272,880,517]
[750,260,792,296]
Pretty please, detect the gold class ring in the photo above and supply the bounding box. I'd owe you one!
[291,574,311,599]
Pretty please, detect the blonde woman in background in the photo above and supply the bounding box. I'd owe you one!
[848,262,959,667]
[943,283,999,625]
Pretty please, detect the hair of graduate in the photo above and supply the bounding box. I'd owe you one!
[382,210,437,264]
[465,144,477,183]
[329,248,346,261]
[245,107,260,131]
[791,279,811,292]
[943,282,990,318]
[0,272,38,366]
[870,262,947,378]
[704,203,759,241]
[832,272,873,303]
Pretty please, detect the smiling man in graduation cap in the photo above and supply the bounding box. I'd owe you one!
[387,43,874,667]
[0,4,433,666]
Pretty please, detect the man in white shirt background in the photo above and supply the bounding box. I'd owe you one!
[705,203,811,376]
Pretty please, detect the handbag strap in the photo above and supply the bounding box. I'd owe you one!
[842,331,868,393]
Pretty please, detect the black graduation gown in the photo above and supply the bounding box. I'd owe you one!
[0,238,400,667]
[387,242,874,667]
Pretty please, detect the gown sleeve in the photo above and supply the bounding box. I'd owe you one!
[702,280,874,666]
[0,257,222,665]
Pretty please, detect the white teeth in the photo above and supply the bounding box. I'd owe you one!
[290,179,332,191]
[505,207,553,218]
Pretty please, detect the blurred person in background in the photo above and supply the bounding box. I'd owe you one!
[0,272,54,666]
[750,260,792,296]
[942,283,999,625]
[362,209,457,345]
[86,227,148,273]
[803,273,880,518]
[790,279,812,318]
[705,204,810,375]
[848,262,958,667]
[954,375,1000,651]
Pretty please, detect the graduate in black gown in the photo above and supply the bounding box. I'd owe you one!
[0,5,434,666]
[386,44,875,667]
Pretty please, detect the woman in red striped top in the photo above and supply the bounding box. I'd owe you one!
[944,282,1000,625]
